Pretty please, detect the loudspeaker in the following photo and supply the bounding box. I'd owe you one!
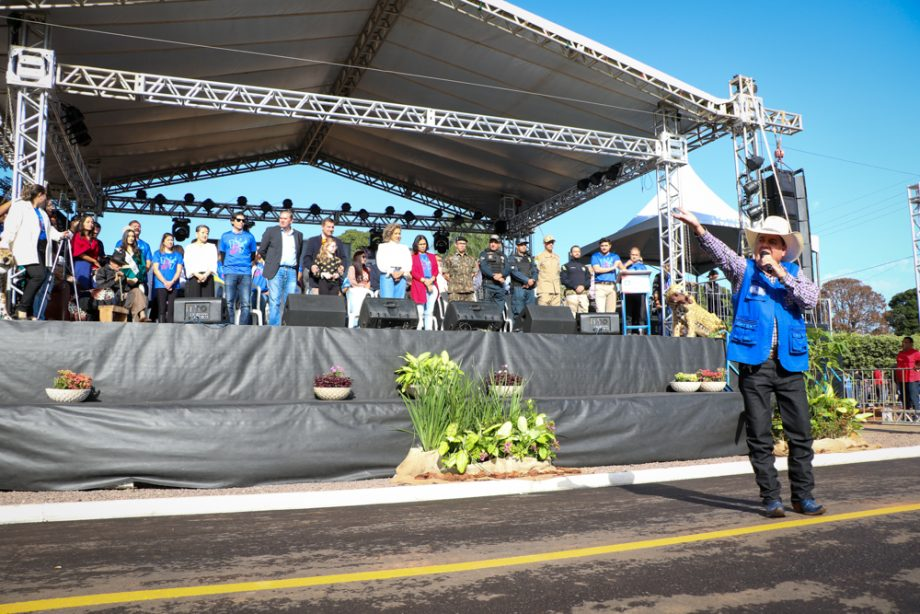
[578,312,620,334]
[359,297,419,329]
[518,304,576,334]
[174,297,224,324]
[443,301,504,331]
[282,294,347,327]
[764,168,801,219]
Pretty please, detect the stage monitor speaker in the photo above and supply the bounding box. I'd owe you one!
[443,301,504,331]
[282,294,347,327]
[518,304,576,334]
[578,312,620,334]
[764,168,802,219]
[174,297,225,324]
[359,297,419,329]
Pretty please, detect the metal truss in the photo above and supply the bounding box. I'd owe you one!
[655,105,687,336]
[1,1,190,7]
[46,98,100,211]
[296,0,407,164]
[730,75,766,248]
[52,60,662,159]
[103,195,494,234]
[909,183,920,331]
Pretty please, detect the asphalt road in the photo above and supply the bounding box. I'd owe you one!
[2,458,919,613]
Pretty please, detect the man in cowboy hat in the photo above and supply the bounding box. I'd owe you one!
[674,209,824,518]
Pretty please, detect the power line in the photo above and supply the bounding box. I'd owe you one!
[824,256,912,281]
[785,147,919,177]
[815,193,905,234]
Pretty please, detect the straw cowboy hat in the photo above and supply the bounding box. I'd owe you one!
[744,216,803,262]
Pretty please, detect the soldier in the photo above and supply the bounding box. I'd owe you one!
[534,235,561,306]
[443,236,478,302]
[506,238,537,321]
[478,234,507,307]
[562,245,592,316]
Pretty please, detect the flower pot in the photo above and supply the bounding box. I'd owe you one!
[314,386,351,401]
[669,381,701,392]
[699,381,726,392]
[491,385,523,397]
[45,388,92,403]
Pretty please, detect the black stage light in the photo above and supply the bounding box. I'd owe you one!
[183,193,195,203]
[385,205,396,215]
[590,172,604,186]
[472,211,484,220]
[61,104,92,147]
[434,230,450,254]
[743,179,761,197]
[745,155,765,171]
[433,208,443,219]
[202,198,215,213]
[282,198,293,209]
[153,193,167,211]
[171,217,191,242]
[453,213,463,223]
[605,163,622,181]
[309,203,322,215]
[237,196,248,207]
[341,202,351,212]
[260,201,273,214]
[576,178,591,191]
[494,220,508,235]
[358,208,370,221]
[369,227,383,249]
[404,210,415,223]
[135,189,147,200]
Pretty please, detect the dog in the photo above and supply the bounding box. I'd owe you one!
[0,247,14,320]
[664,282,727,338]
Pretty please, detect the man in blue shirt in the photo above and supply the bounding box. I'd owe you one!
[590,237,623,313]
[622,246,650,333]
[505,238,538,322]
[219,212,258,324]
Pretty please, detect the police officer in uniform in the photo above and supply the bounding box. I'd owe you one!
[443,236,478,302]
[561,245,592,316]
[478,234,507,306]
[506,237,537,320]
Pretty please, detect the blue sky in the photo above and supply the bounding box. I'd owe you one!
[98,0,920,302]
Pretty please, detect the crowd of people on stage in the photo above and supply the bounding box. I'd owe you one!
[0,183,730,330]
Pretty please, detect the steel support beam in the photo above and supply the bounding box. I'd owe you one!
[655,104,688,337]
[52,60,662,158]
[909,183,920,330]
[296,0,407,165]
[103,195,493,234]
[2,1,192,7]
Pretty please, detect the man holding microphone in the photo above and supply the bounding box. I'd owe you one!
[674,208,824,518]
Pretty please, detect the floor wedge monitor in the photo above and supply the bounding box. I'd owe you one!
[518,304,576,334]
[282,294,347,327]
[443,301,504,331]
[359,297,419,329]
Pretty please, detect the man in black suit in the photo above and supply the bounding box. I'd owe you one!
[301,217,348,295]
[258,209,303,326]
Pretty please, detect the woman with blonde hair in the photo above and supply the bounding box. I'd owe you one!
[376,223,412,298]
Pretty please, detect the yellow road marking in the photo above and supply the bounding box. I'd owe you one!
[2,502,918,613]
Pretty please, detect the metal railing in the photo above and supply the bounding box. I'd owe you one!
[827,368,919,424]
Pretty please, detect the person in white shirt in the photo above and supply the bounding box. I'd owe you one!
[375,223,412,299]
[183,225,218,298]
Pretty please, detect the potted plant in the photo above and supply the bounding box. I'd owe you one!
[489,364,524,397]
[697,368,726,392]
[313,365,353,400]
[46,369,94,402]
[670,371,700,392]
[395,351,463,396]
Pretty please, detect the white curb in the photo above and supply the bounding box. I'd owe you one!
[2,445,919,526]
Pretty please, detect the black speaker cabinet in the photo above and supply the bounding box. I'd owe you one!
[359,297,419,329]
[443,301,504,331]
[174,297,225,324]
[519,304,576,334]
[282,294,347,327]
[578,312,620,334]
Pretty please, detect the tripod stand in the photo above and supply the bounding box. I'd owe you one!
[36,236,82,321]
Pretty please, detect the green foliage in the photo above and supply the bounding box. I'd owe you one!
[773,382,872,440]
[885,290,920,336]
[823,332,905,370]
[394,351,464,393]
[338,229,369,255]
[674,372,699,382]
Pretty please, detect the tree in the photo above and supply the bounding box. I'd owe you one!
[338,229,369,256]
[885,289,920,336]
[822,278,889,334]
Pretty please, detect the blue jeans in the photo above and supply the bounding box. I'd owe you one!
[379,274,406,298]
[267,266,297,327]
[511,286,535,319]
[483,283,505,307]
[904,381,920,410]
[224,272,252,324]
[32,268,53,320]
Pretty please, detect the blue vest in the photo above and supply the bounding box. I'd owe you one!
[728,259,809,371]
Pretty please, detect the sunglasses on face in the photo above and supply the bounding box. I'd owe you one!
[233,218,245,222]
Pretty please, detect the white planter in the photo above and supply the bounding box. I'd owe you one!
[45,388,91,403]
[491,385,523,397]
[670,381,701,392]
[699,381,726,392]
[314,387,351,401]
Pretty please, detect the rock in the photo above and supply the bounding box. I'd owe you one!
[773,433,878,457]
[393,447,441,484]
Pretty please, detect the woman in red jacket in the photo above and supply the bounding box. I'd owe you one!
[71,214,102,294]
[410,235,439,330]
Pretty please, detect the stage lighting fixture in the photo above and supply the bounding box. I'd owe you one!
[282,198,294,209]
[369,227,383,249]
[171,217,191,242]
[61,103,92,147]
[341,202,351,212]
[576,178,591,191]
[434,230,450,254]
[183,193,195,203]
[743,179,761,197]
[605,163,622,181]
[358,208,370,221]
[404,210,415,223]
[135,190,148,200]
[433,208,443,219]
[260,201,273,214]
[237,196,248,207]
[453,213,463,223]
[385,205,396,215]
[745,155,765,171]
[590,172,604,186]
[472,211,484,220]
[494,220,508,235]
[309,203,322,215]
[153,193,167,211]
[202,198,215,213]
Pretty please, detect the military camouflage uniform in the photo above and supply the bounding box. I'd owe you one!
[444,251,478,302]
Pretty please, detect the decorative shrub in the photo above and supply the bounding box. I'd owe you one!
[313,365,352,388]
[489,365,523,386]
[696,368,725,382]
[395,351,463,393]
[53,370,93,390]
[673,372,699,382]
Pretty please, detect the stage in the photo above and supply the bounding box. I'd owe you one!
[0,322,745,490]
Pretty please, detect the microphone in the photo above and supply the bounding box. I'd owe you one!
[760,250,774,274]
